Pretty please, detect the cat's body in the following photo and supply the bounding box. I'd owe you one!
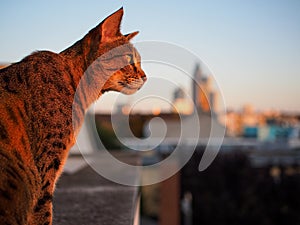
[0,8,146,225]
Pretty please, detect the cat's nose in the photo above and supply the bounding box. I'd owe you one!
[141,74,147,82]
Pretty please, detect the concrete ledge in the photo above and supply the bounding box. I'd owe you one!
[53,152,140,225]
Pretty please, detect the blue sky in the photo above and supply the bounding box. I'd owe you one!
[1,1,300,112]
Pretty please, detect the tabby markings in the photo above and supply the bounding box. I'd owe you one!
[34,192,53,212]
[6,106,18,124]
[0,121,9,142]
[0,189,12,200]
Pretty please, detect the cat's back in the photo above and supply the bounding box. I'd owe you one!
[1,51,65,87]
[0,51,72,221]
[0,51,75,104]
[0,50,76,155]
[0,51,64,147]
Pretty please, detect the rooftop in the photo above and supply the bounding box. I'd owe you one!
[53,152,140,225]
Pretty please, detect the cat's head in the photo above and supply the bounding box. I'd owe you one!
[84,8,146,95]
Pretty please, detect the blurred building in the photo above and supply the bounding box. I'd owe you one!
[224,106,300,146]
[192,64,217,114]
[172,87,193,115]
[0,64,9,69]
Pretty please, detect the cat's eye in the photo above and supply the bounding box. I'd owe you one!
[126,54,134,64]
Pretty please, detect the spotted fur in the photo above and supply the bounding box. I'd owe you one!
[0,8,146,225]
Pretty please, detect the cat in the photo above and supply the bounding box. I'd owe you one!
[0,7,146,225]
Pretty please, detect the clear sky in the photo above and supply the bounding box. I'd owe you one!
[1,0,300,113]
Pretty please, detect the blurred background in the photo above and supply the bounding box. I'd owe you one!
[1,1,300,225]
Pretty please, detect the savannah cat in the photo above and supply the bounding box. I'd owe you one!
[0,8,146,225]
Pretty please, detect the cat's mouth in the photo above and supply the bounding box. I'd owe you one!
[102,73,147,95]
[118,78,146,94]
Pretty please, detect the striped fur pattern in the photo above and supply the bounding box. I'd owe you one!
[0,8,146,225]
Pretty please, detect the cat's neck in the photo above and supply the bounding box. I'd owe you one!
[59,38,107,134]
[60,39,106,100]
[60,40,87,83]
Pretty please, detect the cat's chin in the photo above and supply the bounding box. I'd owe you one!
[120,87,139,95]
[101,87,139,95]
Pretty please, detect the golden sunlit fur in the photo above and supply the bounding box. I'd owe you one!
[0,8,146,225]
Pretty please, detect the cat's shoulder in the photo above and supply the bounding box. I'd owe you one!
[10,50,68,74]
[23,50,63,64]
[1,51,63,71]
[0,50,67,83]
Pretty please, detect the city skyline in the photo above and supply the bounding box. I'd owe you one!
[1,1,300,112]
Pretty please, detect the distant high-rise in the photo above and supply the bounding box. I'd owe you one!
[192,63,216,113]
[192,63,202,111]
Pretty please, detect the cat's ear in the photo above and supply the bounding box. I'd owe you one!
[125,31,139,41]
[101,7,124,42]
